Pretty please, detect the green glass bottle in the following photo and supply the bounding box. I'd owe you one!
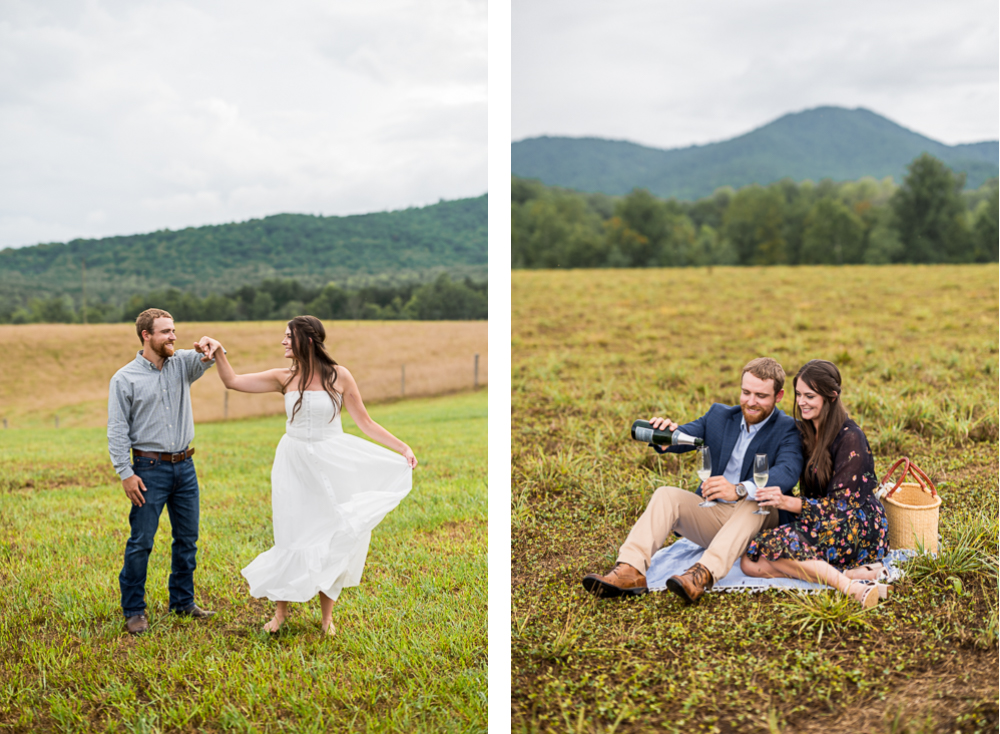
[630,419,704,446]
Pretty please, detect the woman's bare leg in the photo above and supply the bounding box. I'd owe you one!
[320,592,335,635]
[741,554,870,603]
[264,601,288,633]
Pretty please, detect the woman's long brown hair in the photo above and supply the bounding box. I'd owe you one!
[282,315,342,422]
[794,359,849,496]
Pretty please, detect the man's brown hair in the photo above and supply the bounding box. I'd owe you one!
[135,308,173,345]
[742,357,785,395]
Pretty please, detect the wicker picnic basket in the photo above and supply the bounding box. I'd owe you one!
[879,457,941,553]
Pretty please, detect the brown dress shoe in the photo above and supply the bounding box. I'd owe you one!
[666,562,714,604]
[174,604,216,620]
[125,614,149,636]
[582,563,648,598]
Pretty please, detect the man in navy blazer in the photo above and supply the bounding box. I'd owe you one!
[583,357,803,604]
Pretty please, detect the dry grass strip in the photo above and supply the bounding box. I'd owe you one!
[0,320,487,428]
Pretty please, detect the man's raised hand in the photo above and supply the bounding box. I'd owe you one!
[194,336,223,362]
[123,475,147,506]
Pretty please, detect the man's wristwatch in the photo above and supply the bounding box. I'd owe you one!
[735,483,748,500]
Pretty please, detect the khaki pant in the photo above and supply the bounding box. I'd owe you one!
[617,485,779,583]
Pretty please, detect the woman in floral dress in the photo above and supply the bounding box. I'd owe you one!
[741,359,890,607]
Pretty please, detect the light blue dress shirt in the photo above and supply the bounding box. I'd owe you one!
[107,349,215,481]
[719,409,776,502]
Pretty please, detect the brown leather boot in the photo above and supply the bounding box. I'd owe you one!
[582,563,648,598]
[125,614,149,636]
[173,604,216,620]
[666,562,714,604]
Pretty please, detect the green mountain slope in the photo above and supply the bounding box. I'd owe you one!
[0,195,487,302]
[512,107,998,199]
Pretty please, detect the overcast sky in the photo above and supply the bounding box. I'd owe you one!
[0,0,486,249]
[513,0,998,150]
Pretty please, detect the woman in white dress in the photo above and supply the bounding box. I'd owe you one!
[209,315,417,635]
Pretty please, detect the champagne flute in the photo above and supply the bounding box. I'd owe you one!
[697,446,715,507]
[752,453,770,515]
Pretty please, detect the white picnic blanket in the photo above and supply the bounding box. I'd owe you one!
[646,538,915,593]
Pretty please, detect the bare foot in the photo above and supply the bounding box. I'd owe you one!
[263,615,285,634]
[321,620,336,637]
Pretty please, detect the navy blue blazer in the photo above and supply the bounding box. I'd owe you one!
[653,404,804,525]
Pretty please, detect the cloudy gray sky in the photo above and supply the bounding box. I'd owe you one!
[0,0,486,249]
[513,0,998,149]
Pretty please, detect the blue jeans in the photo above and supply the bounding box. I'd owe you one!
[119,455,201,617]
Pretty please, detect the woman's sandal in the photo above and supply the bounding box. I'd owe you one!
[321,621,336,637]
[848,580,880,609]
[857,579,893,600]
[851,562,890,582]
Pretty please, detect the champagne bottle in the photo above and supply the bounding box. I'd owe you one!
[630,419,704,446]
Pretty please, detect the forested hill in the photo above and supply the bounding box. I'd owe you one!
[512,107,999,199]
[0,195,487,303]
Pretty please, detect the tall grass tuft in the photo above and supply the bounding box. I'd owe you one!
[777,589,875,644]
[903,508,998,590]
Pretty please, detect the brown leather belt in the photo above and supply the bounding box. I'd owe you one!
[132,447,195,463]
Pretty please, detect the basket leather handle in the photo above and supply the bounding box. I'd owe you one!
[880,456,938,498]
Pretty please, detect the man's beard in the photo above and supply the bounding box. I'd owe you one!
[151,340,175,359]
[742,403,773,425]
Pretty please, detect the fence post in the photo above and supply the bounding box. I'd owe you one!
[401,364,406,397]
[55,415,59,429]
[474,354,479,389]
[224,391,229,421]
[2,418,6,429]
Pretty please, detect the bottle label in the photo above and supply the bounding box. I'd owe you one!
[634,427,654,442]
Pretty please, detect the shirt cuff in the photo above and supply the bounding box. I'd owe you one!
[117,466,135,481]
[743,479,759,500]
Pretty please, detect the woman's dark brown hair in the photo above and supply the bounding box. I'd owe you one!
[794,359,849,495]
[283,315,342,422]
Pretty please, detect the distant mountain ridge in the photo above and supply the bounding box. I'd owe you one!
[0,195,487,304]
[512,107,999,199]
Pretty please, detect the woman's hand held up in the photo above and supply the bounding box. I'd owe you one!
[756,486,783,509]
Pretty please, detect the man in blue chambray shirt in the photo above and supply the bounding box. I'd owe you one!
[108,308,223,636]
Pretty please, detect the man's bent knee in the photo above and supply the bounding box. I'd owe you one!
[649,485,685,506]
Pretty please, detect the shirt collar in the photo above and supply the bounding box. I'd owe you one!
[136,349,170,370]
[740,408,776,435]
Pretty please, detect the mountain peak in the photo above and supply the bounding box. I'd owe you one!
[512,106,997,199]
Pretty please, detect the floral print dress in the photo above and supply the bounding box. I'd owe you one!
[747,419,889,569]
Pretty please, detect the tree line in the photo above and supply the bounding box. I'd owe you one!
[512,153,998,268]
[0,274,487,324]
[0,195,487,307]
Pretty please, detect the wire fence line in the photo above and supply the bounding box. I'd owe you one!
[3,353,486,429]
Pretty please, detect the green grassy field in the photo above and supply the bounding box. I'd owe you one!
[511,265,998,733]
[0,391,487,733]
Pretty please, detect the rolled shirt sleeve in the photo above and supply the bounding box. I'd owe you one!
[182,348,215,382]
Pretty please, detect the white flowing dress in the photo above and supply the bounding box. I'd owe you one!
[241,390,412,602]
